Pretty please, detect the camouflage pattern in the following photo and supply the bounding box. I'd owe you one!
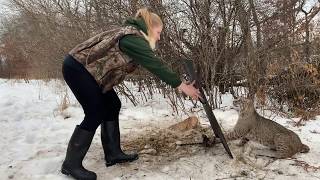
[69,26,143,93]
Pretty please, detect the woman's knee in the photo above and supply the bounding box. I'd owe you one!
[113,96,122,112]
[84,110,107,123]
[103,89,122,111]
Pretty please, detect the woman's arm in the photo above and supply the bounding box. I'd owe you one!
[119,35,182,88]
[119,34,201,100]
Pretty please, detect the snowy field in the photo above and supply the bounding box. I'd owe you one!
[0,79,320,180]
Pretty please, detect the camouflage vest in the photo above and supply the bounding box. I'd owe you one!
[69,26,143,93]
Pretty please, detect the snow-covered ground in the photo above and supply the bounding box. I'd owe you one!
[0,79,319,180]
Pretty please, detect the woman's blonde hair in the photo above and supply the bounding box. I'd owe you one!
[135,8,163,50]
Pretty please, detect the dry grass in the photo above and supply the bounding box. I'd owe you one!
[122,125,214,163]
[290,158,320,172]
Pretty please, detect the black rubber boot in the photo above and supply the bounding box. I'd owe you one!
[101,120,138,167]
[61,125,97,180]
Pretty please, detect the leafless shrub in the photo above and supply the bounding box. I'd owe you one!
[0,0,320,117]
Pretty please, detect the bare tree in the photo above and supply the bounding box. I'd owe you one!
[1,0,320,116]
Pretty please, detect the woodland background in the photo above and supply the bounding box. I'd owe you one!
[1,0,320,122]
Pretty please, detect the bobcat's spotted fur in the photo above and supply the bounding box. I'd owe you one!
[225,98,309,158]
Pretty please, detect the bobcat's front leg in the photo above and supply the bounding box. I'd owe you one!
[225,127,251,141]
[215,127,250,144]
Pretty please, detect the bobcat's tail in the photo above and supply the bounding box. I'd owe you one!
[300,144,310,153]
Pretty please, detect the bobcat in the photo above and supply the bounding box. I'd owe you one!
[222,98,310,159]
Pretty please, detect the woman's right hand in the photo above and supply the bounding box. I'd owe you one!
[177,81,202,101]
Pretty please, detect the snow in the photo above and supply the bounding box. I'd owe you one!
[0,79,320,180]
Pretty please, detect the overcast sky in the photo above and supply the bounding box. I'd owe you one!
[0,0,318,16]
[0,0,319,10]
[0,0,9,15]
[0,0,8,7]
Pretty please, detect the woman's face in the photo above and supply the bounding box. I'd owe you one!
[151,25,163,42]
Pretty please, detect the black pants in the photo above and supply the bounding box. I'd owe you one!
[62,55,121,132]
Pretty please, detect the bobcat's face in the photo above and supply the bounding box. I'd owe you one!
[233,97,255,113]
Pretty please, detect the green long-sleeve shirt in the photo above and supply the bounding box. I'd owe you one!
[118,18,182,88]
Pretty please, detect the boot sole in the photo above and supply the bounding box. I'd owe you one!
[61,168,70,176]
[61,167,97,180]
[106,156,139,167]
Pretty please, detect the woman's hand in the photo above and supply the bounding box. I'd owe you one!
[177,81,202,101]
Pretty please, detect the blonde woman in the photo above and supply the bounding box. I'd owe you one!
[61,8,201,180]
